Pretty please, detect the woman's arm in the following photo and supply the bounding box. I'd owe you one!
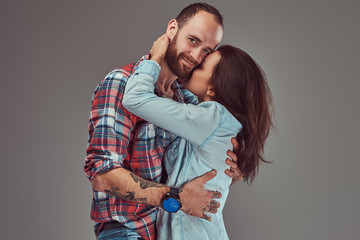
[123,60,220,147]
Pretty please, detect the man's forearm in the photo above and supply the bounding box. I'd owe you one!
[92,167,170,207]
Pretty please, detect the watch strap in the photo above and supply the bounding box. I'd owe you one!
[169,187,180,197]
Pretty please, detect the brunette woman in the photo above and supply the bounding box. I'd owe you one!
[123,35,273,240]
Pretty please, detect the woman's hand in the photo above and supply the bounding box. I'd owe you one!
[150,34,170,64]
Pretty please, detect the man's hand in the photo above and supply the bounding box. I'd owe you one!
[179,170,221,221]
[225,137,244,184]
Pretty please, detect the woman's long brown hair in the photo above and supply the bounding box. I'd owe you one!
[210,45,274,183]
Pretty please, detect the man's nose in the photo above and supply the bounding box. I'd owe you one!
[190,48,203,65]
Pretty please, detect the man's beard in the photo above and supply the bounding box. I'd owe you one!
[164,35,199,79]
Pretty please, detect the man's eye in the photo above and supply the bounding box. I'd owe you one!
[190,38,197,45]
[203,49,210,55]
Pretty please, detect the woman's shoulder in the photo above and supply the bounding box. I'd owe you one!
[199,101,242,133]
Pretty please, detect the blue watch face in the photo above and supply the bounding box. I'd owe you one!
[163,197,180,213]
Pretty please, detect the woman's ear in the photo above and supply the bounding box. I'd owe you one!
[207,85,216,97]
[166,19,178,40]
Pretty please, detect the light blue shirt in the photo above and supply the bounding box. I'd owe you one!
[123,60,242,240]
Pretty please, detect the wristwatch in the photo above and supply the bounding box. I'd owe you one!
[162,187,182,213]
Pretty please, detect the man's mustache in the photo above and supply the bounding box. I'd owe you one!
[179,53,199,67]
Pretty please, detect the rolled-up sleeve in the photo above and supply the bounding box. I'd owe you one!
[85,74,135,181]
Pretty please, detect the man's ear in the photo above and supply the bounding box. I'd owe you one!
[166,19,178,40]
[207,85,216,97]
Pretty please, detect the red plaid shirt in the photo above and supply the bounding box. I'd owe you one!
[84,55,196,240]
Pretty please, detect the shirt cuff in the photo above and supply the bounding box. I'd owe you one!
[135,60,161,83]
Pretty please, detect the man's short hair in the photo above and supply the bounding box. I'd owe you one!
[176,2,223,29]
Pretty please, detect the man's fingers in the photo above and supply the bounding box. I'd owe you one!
[226,158,238,169]
[225,168,244,180]
[210,200,220,208]
[225,168,234,177]
[204,206,218,214]
[226,146,243,181]
[197,169,217,185]
[231,137,240,152]
[211,191,221,199]
[204,200,220,214]
[227,150,238,163]
[202,214,212,221]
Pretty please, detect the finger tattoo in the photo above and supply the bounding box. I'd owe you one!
[212,192,221,198]
[210,201,218,208]
[209,208,217,213]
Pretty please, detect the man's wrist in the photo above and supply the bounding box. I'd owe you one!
[178,186,185,210]
[162,187,182,213]
[137,184,166,207]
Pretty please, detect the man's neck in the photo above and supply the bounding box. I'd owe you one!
[156,60,178,99]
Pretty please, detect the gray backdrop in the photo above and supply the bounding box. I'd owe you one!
[1,0,359,239]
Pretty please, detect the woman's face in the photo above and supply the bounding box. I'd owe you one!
[183,51,221,102]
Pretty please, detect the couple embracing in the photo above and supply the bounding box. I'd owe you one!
[85,2,273,240]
